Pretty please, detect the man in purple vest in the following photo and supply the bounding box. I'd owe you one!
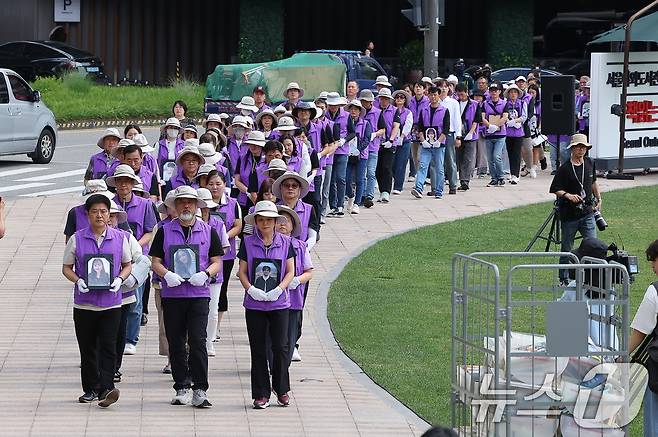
[150,186,224,408]
[62,194,132,407]
[411,86,451,199]
[120,144,160,201]
[455,83,482,191]
[64,180,116,242]
[375,88,401,203]
[359,89,385,208]
[107,165,157,355]
[325,92,350,216]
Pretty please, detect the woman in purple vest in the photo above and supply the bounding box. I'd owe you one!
[391,90,414,194]
[503,84,528,185]
[238,201,295,409]
[272,171,319,250]
[481,82,509,187]
[359,89,385,208]
[324,93,350,216]
[455,83,482,191]
[375,88,401,203]
[234,131,267,218]
[205,170,242,340]
[156,118,185,183]
[164,142,205,198]
[85,128,121,182]
[276,205,313,363]
[343,100,372,214]
[150,186,224,408]
[62,194,132,407]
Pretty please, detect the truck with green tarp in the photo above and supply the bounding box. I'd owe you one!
[204,51,390,115]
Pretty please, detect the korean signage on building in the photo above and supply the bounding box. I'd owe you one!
[590,52,658,159]
[54,0,81,23]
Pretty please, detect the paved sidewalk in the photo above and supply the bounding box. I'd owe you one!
[0,171,656,436]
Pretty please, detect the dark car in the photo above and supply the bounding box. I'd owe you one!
[490,67,561,83]
[0,40,106,82]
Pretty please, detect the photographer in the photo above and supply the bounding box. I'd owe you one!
[628,239,658,436]
[549,133,601,279]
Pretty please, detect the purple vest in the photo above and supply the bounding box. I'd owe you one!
[483,98,508,138]
[115,227,136,300]
[74,204,90,232]
[287,153,302,174]
[207,215,227,283]
[113,193,152,244]
[136,166,154,193]
[89,151,117,179]
[107,159,121,177]
[242,231,292,311]
[170,169,200,190]
[505,99,526,138]
[157,138,185,174]
[277,199,312,242]
[161,219,212,298]
[418,105,448,144]
[73,226,124,308]
[326,108,349,155]
[398,107,412,140]
[151,216,173,286]
[301,121,321,154]
[461,99,480,141]
[255,103,272,114]
[409,95,429,124]
[350,116,370,160]
[364,106,382,153]
[576,95,589,132]
[143,153,157,175]
[380,104,399,145]
[237,152,264,206]
[214,195,239,260]
[289,238,309,310]
[226,137,246,175]
[321,118,335,166]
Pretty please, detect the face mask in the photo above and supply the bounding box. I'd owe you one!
[240,109,252,116]
[179,212,194,222]
[167,129,179,139]
[234,128,245,138]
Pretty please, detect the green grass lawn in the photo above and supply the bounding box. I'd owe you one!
[328,185,658,435]
[31,74,204,122]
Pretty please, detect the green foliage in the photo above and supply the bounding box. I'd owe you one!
[30,77,204,122]
[486,0,534,69]
[62,71,92,93]
[399,39,424,72]
[239,0,284,63]
[328,185,656,435]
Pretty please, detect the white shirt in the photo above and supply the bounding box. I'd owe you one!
[631,283,658,334]
[401,111,414,137]
[440,96,462,137]
[166,140,176,160]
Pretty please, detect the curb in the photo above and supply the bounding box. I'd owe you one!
[313,228,432,433]
[57,117,205,131]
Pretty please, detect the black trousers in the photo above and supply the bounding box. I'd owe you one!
[505,136,524,177]
[245,308,290,399]
[287,309,303,364]
[74,307,121,394]
[376,147,396,195]
[162,297,210,391]
[219,259,235,312]
[141,273,150,315]
[115,304,130,371]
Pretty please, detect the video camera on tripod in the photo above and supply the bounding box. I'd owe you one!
[607,242,639,279]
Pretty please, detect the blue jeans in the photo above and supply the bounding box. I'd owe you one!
[126,283,145,346]
[645,386,658,437]
[329,154,348,210]
[559,213,597,279]
[365,150,378,200]
[485,137,506,180]
[393,139,411,191]
[444,133,458,189]
[549,135,570,171]
[346,157,368,205]
[415,146,445,196]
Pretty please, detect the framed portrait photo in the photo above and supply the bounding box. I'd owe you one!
[84,254,114,291]
[162,161,177,183]
[251,258,282,293]
[170,244,200,280]
[210,209,227,223]
[424,127,439,146]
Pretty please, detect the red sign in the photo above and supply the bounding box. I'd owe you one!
[626,100,658,123]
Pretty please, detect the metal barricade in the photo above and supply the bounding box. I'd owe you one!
[451,252,631,437]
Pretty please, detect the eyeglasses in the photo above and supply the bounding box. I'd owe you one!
[282,182,300,189]
[181,158,199,164]
[394,96,406,100]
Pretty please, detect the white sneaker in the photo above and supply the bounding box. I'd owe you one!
[123,343,136,355]
[391,189,401,195]
[346,197,354,213]
[319,215,326,224]
[207,345,216,357]
[529,167,537,179]
[191,389,212,408]
[351,204,360,214]
[381,192,390,203]
[171,388,192,405]
[291,347,302,362]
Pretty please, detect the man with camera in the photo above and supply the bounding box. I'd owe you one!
[549,133,602,279]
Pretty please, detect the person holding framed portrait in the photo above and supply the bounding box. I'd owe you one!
[62,194,132,407]
[238,201,296,409]
[149,186,223,408]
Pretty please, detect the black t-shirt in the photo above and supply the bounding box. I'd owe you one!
[237,239,296,261]
[149,223,224,260]
[308,206,320,233]
[549,157,597,220]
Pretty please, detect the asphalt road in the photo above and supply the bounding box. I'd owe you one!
[0,126,161,199]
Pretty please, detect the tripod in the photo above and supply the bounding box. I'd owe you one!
[525,202,583,252]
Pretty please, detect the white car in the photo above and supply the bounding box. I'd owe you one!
[0,68,57,163]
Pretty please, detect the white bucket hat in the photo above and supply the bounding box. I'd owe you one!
[163,117,181,129]
[230,115,250,129]
[345,99,366,117]
[276,204,302,238]
[392,90,411,105]
[503,84,522,99]
[111,138,136,158]
[446,74,459,85]
[96,128,121,149]
[203,113,223,128]
[106,164,141,187]
[359,89,375,102]
[273,105,287,116]
[243,130,267,147]
[196,188,219,209]
[82,179,113,200]
[236,96,258,113]
[284,82,304,98]
[194,163,217,181]
[131,176,146,195]
[309,101,323,119]
[132,133,155,153]
[515,75,527,83]
[198,143,221,165]
[325,92,343,106]
[263,158,288,177]
[109,201,128,223]
[377,88,393,100]
[272,171,310,199]
[244,200,282,225]
[165,185,207,209]
[421,76,433,86]
[175,145,205,166]
[274,116,297,132]
[375,75,392,87]
[157,191,177,214]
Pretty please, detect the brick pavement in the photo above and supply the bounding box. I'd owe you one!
[0,171,656,436]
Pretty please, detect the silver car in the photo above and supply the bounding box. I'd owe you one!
[0,68,57,163]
